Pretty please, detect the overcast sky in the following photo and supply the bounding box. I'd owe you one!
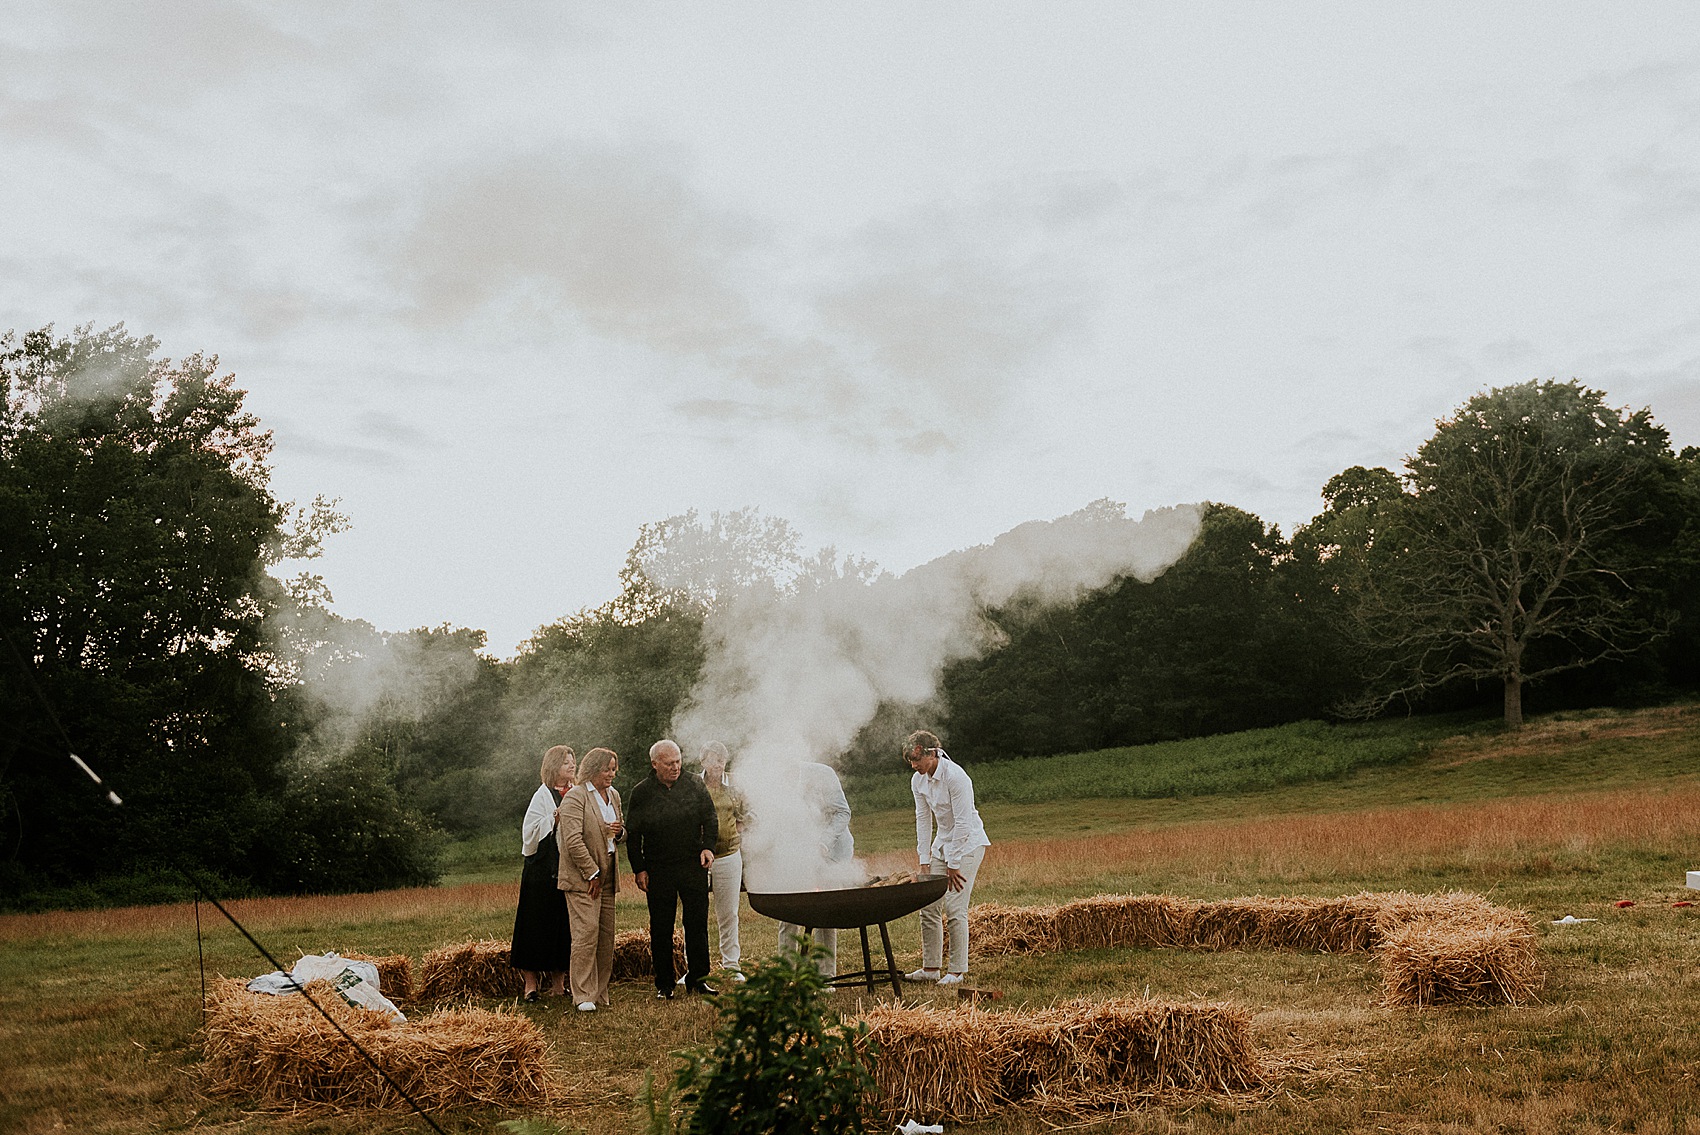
[5,4,1698,656]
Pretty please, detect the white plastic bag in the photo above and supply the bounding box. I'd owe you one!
[245,952,405,1023]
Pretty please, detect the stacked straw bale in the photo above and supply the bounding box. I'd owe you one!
[336,952,413,1001]
[1054,894,1198,949]
[201,978,554,1110]
[416,939,522,1001]
[967,902,1060,957]
[859,997,1261,1121]
[613,929,688,984]
[413,932,690,1001]
[1381,917,1543,1007]
[965,890,1541,1008]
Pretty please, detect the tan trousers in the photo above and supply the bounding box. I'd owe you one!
[566,885,617,1006]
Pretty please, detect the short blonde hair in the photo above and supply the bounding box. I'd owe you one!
[578,747,618,782]
[904,730,941,757]
[541,745,576,786]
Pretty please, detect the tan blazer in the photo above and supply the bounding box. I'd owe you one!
[557,781,622,895]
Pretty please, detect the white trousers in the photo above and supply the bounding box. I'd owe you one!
[778,923,837,978]
[709,850,742,970]
[920,842,986,974]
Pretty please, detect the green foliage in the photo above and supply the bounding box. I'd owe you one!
[1337,380,1684,726]
[938,503,1348,760]
[0,323,442,907]
[845,714,1470,814]
[670,946,876,1135]
[507,604,706,796]
[497,1119,586,1135]
[261,747,442,893]
[0,324,287,901]
[633,1068,683,1135]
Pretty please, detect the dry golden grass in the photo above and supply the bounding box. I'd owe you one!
[1428,703,1700,766]
[0,881,528,942]
[989,781,1700,887]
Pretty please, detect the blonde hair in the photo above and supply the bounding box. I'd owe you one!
[578,747,618,782]
[541,745,576,786]
[905,730,941,757]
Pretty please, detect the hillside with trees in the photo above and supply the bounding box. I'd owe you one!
[4,322,1697,909]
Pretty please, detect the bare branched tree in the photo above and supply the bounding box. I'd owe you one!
[1341,380,1675,728]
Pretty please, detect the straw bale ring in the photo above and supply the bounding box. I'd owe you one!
[858,1003,1008,1121]
[1052,894,1198,950]
[336,951,413,1001]
[611,928,688,983]
[1051,998,1262,1096]
[856,997,1263,1121]
[1367,890,1501,944]
[966,902,1060,957]
[1188,898,1267,951]
[416,939,522,1002]
[200,978,555,1111]
[1248,896,1363,952]
[1380,914,1543,1008]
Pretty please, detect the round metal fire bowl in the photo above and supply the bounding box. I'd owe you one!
[746,876,950,929]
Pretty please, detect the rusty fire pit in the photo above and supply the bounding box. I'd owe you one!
[747,876,949,996]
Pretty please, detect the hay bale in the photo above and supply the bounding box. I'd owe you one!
[1053,894,1198,950]
[416,939,523,1001]
[1360,890,1502,945]
[612,929,688,984]
[966,903,1060,957]
[201,978,554,1110]
[1380,917,1543,1007]
[858,997,1262,1121]
[337,952,413,1001]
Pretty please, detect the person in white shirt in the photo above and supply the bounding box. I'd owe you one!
[903,730,990,987]
[509,745,575,1001]
[777,761,854,979]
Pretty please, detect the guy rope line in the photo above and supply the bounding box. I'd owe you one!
[1,623,450,1135]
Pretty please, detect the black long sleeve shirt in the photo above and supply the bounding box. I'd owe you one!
[625,774,719,873]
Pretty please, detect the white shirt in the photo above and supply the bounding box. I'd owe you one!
[595,786,618,853]
[912,752,990,870]
[521,784,558,857]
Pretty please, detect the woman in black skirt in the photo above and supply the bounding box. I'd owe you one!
[510,745,575,1000]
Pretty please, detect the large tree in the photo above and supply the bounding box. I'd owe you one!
[0,324,290,898]
[0,324,439,904]
[1344,380,1680,728]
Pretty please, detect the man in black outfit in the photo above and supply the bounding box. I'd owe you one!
[626,738,720,998]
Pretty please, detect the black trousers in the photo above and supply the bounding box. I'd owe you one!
[646,859,711,989]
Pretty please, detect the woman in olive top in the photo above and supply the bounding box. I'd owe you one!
[700,742,749,980]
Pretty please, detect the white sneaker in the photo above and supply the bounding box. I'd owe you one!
[936,973,964,987]
[903,968,940,983]
[730,971,747,983]
[576,1002,596,1012]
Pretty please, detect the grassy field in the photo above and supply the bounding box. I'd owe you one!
[3,703,1699,1133]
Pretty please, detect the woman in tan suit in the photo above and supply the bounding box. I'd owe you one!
[557,747,624,1012]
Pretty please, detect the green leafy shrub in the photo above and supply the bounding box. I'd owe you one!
[666,945,876,1135]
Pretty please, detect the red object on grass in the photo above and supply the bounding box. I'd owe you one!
[1673,901,1694,908]
[1614,900,1636,908]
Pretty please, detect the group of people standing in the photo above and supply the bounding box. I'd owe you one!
[507,729,990,1011]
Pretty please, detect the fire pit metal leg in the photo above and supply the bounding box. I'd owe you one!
[877,920,901,997]
[859,925,875,994]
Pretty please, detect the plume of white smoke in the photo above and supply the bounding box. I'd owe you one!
[670,499,1203,891]
[268,603,482,762]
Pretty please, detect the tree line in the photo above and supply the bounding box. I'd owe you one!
[4,323,1697,908]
